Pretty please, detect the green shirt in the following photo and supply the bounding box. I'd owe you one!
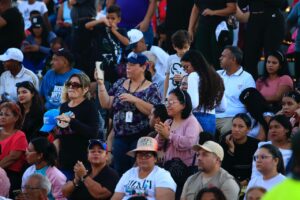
[262,178,300,200]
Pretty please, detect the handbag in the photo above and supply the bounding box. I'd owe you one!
[163,154,198,186]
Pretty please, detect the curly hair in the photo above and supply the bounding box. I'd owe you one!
[181,50,224,112]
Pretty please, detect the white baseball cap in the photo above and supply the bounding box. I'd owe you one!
[193,141,224,161]
[0,48,24,62]
[127,29,144,45]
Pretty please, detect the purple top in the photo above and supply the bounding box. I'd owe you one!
[156,115,202,166]
[109,78,161,137]
[116,0,149,28]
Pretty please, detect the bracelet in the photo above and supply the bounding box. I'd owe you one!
[81,174,88,182]
[72,179,78,187]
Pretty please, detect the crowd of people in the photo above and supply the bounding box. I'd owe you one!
[1,0,300,200]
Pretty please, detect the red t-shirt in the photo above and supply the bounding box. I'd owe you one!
[0,130,28,172]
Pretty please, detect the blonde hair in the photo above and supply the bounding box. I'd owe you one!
[61,73,91,103]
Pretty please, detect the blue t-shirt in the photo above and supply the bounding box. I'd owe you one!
[40,68,81,110]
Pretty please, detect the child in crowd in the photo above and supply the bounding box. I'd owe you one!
[85,4,129,84]
[164,30,190,99]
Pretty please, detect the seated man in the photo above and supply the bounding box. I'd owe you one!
[20,174,51,200]
[0,48,39,101]
[181,141,240,200]
[216,46,255,135]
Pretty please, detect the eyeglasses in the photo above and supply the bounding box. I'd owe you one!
[253,155,273,161]
[136,152,154,159]
[22,185,42,191]
[65,81,82,89]
[164,100,180,106]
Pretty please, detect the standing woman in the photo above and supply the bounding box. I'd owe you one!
[181,50,224,134]
[56,73,99,180]
[256,51,293,112]
[0,102,28,195]
[240,0,286,79]
[188,0,236,68]
[97,53,161,175]
[16,81,44,141]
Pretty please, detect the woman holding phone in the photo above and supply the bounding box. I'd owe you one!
[96,53,161,175]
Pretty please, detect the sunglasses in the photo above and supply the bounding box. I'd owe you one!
[65,81,82,89]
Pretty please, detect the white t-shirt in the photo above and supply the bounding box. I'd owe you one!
[165,54,187,97]
[187,72,215,114]
[18,1,48,29]
[115,166,176,200]
[251,141,292,179]
[245,173,286,200]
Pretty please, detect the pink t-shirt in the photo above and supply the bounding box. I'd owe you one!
[256,75,293,98]
[0,130,28,172]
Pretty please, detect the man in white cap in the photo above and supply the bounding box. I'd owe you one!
[127,29,169,79]
[0,48,39,101]
[181,141,240,200]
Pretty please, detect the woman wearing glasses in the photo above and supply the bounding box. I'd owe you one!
[180,50,224,135]
[97,53,161,175]
[251,115,292,179]
[22,137,66,200]
[155,88,202,167]
[111,137,176,200]
[55,73,99,180]
[16,81,44,141]
[245,144,286,196]
[0,102,28,196]
[62,139,119,200]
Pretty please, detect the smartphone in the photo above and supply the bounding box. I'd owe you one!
[95,61,104,81]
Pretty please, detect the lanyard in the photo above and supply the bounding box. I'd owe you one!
[128,79,146,94]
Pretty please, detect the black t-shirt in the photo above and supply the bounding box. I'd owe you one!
[70,165,120,200]
[0,7,25,53]
[91,25,128,83]
[58,99,99,170]
[221,135,259,181]
[238,0,287,12]
[195,0,236,24]
[165,0,194,32]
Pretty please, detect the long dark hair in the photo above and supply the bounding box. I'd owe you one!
[269,115,292,139]
[16,81,44,118]
[29,16,50,47]
[30,137,58,166]
[181,50,224,112]
[260,50,290,86]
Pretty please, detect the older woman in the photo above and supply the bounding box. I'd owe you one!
[251,115,292,178]
[56,73,99,180]
[16,81,44,141]
[97,53,161,175]
[22,137,66,200]
[246,144,286,195]
[155,88,202,166]
[0,102,28,195]
[62,139,119,200]
[111,137,176,200]
[221,113,259,187]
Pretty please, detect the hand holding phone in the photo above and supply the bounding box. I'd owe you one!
[95,61,104,81]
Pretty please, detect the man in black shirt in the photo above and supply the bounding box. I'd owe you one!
[0,0,25,54]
